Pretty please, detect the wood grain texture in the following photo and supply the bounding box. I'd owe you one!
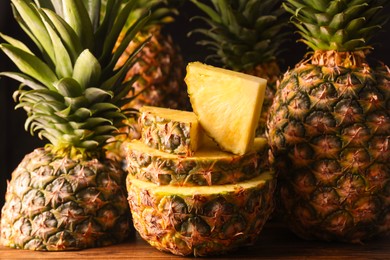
[0,221,389,259]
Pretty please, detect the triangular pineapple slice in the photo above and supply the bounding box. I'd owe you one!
[185,62,267,155]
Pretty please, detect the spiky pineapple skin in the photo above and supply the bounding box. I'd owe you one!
[267,51,390,243]
[139,107,200,155]
[124,139,269,186]
[248,61,281,137]
[127,174,275,256]
[1,148,130,250]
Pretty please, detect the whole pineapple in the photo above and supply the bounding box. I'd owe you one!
[189,0,289,136]
[0,0,149,250]
[106,0,189,160]
[115,0,189,111]
[267,0,390,242]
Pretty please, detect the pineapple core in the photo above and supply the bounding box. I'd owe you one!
[185,62,267,155]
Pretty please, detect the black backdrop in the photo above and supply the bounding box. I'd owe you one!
[0,2,389,206]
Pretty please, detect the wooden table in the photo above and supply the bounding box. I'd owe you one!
[0,221,389,259]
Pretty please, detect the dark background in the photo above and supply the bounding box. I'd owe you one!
[0,2,389,207]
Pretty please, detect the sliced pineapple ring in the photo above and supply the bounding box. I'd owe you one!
[139,106,201,155]
[127,172,276,256]
[124,137,268,186]
[185,62,267,155]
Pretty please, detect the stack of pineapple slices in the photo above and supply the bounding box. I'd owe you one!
[125,62,275,256]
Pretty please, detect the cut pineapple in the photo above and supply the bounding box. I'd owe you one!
[185,62,267,155]
[124,137,268,186]
[139,106,201,155]
[127,172,276,256]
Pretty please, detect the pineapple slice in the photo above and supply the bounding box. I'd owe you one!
[124,137,268,186]
[185,62,267,155]
[139,106,201,155]
[127,171,276,256]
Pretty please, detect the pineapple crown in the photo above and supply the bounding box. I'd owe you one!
[115,0,184,31]
[284,0,390,52]
[0,0,150,159]
[189,0,290,72]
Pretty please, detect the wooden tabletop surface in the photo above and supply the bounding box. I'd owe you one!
[0,221,389,259]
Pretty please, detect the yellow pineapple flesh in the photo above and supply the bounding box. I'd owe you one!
[185,62,267,155]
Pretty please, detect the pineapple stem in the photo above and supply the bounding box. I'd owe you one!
[45,143,103,161]
[309,50,367,68]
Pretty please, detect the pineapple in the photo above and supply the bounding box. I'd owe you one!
[125,64,274,256]
[189,0,289,136]
[185,62,267,155]
[106,0,189,161]
[115,0,189,111]
[127,171,276,256]
[267,0,390,242]
[125,137,269,186]
[0,0,149,250]
[139,106,202,155]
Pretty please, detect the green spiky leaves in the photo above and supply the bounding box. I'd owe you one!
[102,0,181,32]
[189,0,289,71]
[283,0,390,51]
[0,0,150,159]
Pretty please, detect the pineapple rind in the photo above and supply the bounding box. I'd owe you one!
[185,62,267,155]
[127,172,276,257]
[124,138,269,186]
[139,106,200,155]
[0,148,130,250]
